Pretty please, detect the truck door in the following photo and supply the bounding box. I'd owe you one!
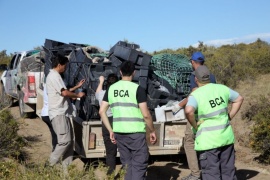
[12,54,22,96]
[6,54,21,97]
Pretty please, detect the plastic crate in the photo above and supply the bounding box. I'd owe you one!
[109,41,140,54]
[113,45,151,66]
[133,68,149,81]
[44,39,66,49]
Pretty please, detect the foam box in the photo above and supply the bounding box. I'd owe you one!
[155,106,186,122]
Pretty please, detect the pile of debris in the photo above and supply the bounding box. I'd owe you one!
[42,39,192,121]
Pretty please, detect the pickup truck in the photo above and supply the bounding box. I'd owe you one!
[38,39,192,158]
[0,50,44,117]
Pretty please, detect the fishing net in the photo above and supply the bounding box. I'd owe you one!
[151,53,193,97]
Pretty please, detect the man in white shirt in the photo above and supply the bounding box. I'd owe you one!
[41,78,85,152]
[46,54,85,173]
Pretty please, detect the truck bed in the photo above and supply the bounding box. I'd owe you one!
[72,117,187,159]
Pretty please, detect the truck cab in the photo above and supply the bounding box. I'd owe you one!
[4,52,23,97]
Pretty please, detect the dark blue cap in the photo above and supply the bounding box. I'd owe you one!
[191,52,205,62]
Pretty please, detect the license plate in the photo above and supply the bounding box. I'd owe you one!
[164,139,180,145]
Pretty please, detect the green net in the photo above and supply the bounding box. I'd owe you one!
[89,53,109,58]
[151,53,193,96]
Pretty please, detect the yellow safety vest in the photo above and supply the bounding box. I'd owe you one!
[108,80,145,133]
[191,83,234,151]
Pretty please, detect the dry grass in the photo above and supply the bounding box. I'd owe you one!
[232,74,270,171]
[233,74,270,135]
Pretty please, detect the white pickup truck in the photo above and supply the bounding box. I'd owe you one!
[0,50,44,117]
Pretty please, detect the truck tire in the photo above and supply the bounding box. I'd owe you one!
[18,91,35,118]
[0,82,13,108]
[18,91,26,117]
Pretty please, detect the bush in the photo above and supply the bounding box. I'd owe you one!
[244,96,270,164]
[0,160,121,180]
[0,110,26,159]
[0,161,18,179]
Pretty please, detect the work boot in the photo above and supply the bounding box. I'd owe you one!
[181,173,201,180]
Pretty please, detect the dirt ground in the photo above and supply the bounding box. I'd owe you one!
[9,103,269,180]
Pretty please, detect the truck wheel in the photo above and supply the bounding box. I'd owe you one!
[18,91,35,118]
[0,82,13,108]
[18,91,26,117]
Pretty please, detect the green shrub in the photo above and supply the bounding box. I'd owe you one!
[0,160,120,180]
[244,96,270,164]
[0,110,26,159]
[0,161,19,179]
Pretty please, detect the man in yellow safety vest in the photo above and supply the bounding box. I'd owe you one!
[185,65,244,180]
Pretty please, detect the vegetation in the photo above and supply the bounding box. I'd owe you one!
[0,157,127,179]
[0,160,125,180]
[0,110,26,159]
[242,95,270,164]
[0,50,12,66]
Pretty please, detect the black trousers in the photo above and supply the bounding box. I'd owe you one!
[102,116,117,175]
[41,116,57,152]
[198,144,237,180]
[115,133,149,180]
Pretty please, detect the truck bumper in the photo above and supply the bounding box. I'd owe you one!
[27,97,37,104]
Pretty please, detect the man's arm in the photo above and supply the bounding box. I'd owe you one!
[61,89,85,99]
[177,87,198,109]
[139,102,155,132]
[185,105,198,130]
[178,74,198,108]
[99,101,116,144]
[96,76,105,94]
[139,102,157,144]
[69,79,85,92]
[229,95,244,120]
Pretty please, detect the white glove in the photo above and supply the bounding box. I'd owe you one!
[172,104,182,115]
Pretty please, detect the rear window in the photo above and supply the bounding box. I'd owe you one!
[26,50,40,57]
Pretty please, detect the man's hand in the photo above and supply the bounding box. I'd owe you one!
[150,131,157,145]
[69,79,86,92]
[110,131,116,144]
[77,79,85,88]
[197,120,204,126]
[99,76,105,83]
[172,104,182,115]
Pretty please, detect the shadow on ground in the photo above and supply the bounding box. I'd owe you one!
[146,154,187,180]
[147,163,181,180]
[236,169,259,180]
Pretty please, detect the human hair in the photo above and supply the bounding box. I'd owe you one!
[106,73,118,89]
[120,61,135,76]
[199,61,204,65]
[192,60,204,66]
[51,53,69,68]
